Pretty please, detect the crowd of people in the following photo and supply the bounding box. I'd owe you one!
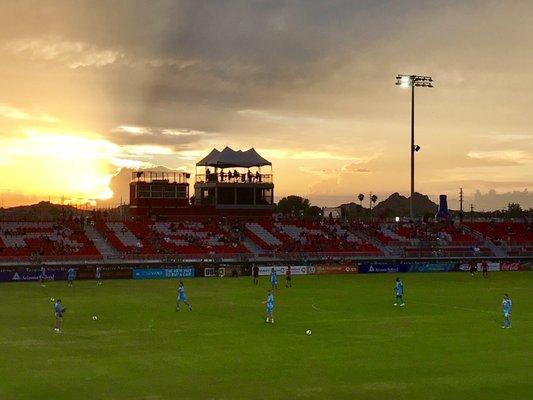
[262,219,378,254]
[0,222,96,258]
[1,215,532,260]
[205,168,265,183]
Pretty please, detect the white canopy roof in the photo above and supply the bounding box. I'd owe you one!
[196,147,271,168]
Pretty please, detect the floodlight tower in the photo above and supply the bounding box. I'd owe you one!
[395,74,433,220]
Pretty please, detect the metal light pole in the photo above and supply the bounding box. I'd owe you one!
[396,74,433,220]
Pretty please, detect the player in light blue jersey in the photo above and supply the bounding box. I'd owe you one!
[394,278,405,306]
[39,266,47,287]
[263,290,274,323]
[502,294,512,329]
[53,299,66,333]
[95,266,102,285]
[270,268,278,290]
[67,267,76,287]
[176,281,192,311]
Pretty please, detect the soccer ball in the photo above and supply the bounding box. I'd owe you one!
[92,316,98,321]
[50,297,55,302]
[306,330,312,335]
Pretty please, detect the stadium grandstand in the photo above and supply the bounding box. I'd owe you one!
[0,148,531,265]
[1,218,532,264]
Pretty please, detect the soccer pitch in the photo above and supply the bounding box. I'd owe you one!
[1,272,531,400]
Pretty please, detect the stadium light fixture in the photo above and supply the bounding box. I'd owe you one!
[395,74,434,220]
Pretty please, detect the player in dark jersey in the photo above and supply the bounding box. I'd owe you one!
[285,266,292,288]
[481,260,489,278]
[252,265,259,285]
[468,260,477,277]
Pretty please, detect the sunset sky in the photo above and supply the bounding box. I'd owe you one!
[0,1,532,210]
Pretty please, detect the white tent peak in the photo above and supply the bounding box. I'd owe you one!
[196,147,271,168]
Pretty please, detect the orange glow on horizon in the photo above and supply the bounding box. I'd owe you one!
[0,129,117,204]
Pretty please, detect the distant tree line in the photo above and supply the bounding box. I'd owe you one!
[275,196,322,218]
[275,195,532,221]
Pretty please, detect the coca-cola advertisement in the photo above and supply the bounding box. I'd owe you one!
[500,262,522,271]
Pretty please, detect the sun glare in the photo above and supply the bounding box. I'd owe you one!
[0,129,118,203]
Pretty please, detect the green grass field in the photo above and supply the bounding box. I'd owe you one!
[0,272,532,400]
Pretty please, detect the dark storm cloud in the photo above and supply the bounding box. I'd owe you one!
[0,0,417,124]
[3,0,532,129]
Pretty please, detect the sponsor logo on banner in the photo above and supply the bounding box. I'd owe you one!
[203,267,225,277]
[500,262,522,271]
[133,267,195,279]
[358,264,410,273]
[0,270,66,282]
[409,263,455,273]
[309,264,358,275]
[258,266,307,276]
[458,262,500,272]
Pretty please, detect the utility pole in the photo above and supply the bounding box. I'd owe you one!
[470,204,474,223]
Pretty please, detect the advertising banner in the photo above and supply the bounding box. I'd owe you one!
[201,265,247,277]
[457,262,500,272]
[203,267,225,277]
[358,263,410,274]
[220,265,244,277]
[522,261,533,271]
[133,267,195,279]
[104,268,134,279]
[0,269,67,282]
[408,263,456,273]
[258,265,307,276]
[307,264,358,275]
[499,262,522,271]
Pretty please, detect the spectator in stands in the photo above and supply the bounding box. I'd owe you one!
[233,169,240,181]
[255,171,261,182]
[247,170,252,182]
[220,169,225,182]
